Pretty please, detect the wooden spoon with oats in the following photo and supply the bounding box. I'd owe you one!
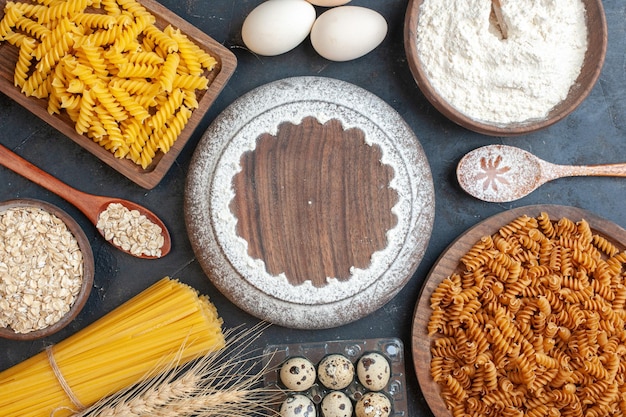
[0,143,171,259]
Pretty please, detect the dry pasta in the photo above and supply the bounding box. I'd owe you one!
[0,277,225,417]
[0,0,218,169]
[428,212,626,417]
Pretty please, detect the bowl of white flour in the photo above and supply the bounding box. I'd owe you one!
[404,0,607,136]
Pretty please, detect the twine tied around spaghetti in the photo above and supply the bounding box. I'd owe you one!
[46,345,86,412]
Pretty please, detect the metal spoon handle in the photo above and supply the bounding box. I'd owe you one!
[0,143,104,224]
[545,161,626,181]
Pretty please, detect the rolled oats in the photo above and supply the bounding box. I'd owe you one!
[96,203,164,258]
[0,206,84,333]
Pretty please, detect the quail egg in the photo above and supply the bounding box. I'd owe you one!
[355,392,392,417]
[320,391,353,417]
[280,394,317,417]
[317,354,354,390]
[280,356,317,391]
[356,352,390,391]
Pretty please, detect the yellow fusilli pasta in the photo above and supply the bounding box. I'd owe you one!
[0,0,219,169]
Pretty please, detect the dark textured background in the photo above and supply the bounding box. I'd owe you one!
[1,1,625,416]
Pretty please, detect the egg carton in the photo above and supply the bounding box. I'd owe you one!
[263,337,408,417]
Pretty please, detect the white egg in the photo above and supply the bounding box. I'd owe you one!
[310,6,387,62]
[280,394,317,417]
[242,0,317,56]
[306,0,351,6]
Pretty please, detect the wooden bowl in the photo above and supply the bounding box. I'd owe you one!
[404,0,607,136]
[0,199,94,340]
[412,205,626,417]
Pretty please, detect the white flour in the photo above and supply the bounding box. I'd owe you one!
[185,77,436,329]
[416,0,588,125]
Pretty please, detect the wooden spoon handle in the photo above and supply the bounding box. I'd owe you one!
[550,162,626,180]
[0,143,101,223]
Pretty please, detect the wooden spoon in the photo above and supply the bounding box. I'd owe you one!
[457,144,626,203]
[0,143,171,258]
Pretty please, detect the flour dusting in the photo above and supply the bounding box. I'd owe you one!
[211,102,411,305]
[185,77,435,329]
[416,0,588,124]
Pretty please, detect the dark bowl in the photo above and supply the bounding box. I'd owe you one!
[0,199,94,340]
[404,0,607,136]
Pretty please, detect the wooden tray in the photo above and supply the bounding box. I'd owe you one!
[412,204,626,417]
[0,0,237,189]
[185,76,435,329]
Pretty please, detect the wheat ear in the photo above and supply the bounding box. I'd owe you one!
[72,322,282,417]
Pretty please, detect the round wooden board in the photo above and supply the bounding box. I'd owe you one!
[185,76,435,329]
[412,204,626,417]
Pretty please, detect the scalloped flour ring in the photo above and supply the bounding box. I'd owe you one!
[230,117,400,289]
[212,105,410,305]
[185,77,435,329]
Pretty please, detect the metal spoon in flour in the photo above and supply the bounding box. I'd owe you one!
[456,144,626,203]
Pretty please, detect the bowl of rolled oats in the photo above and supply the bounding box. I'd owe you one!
[0,199,94,340]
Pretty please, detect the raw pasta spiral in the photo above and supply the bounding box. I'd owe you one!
[14,16,49,39]
[0,0,218,169]
[71,12,116,29]
[75,87,95,134]
[0,3,23,39]
[14,36,35,88]
[428,212,626,417]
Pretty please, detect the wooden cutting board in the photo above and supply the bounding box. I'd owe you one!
[0,0,236,189]
[185,76,435,329]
